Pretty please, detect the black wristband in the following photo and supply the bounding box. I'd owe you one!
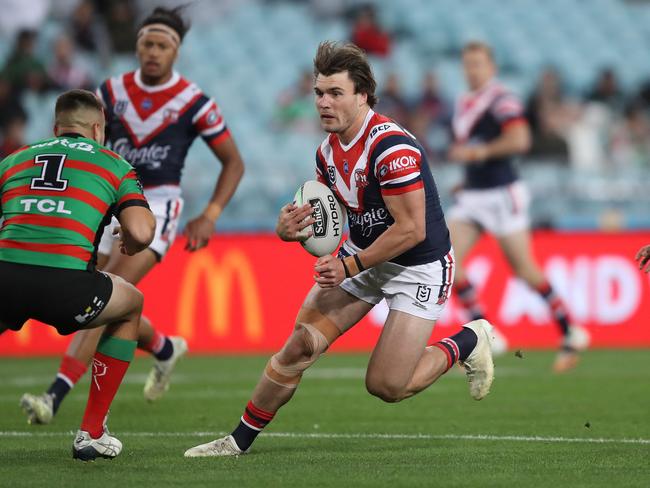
[353,253,365,272]
[341,258,351,278]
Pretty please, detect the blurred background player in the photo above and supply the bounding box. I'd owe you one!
[20,5,245,424]
[447,42,589,372]
[185,42,494,457]
[0,89,155,460]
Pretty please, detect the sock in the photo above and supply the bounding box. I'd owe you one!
[47,355,87,413]
[80,335,136,439]
[230,401,276,451]
[536,282,570,337]
[455,279,485,321]
[141,329,173,361]
[433,327,478,372]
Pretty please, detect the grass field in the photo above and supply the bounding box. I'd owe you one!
[1,351,649,487]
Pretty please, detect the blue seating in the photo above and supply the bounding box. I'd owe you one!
[3,0,650,230]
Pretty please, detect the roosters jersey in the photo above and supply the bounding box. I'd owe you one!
[96,69,229,187]
[316,109,450,267]
[452,80,527,189]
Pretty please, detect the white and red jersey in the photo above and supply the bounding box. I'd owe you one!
[316,109,451,266]
[96,69,230,188]
[452,80,527,189]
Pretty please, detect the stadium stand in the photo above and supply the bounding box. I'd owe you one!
[2,0,650,230]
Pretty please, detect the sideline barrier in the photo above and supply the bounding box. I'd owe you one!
[2,232,649,355]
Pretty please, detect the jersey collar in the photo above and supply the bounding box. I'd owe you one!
[134,69,181,93]
[338,108,374,152]
[467,78,499,97]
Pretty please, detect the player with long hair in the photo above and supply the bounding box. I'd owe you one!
[185,42,495,457]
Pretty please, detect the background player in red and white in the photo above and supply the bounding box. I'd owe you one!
[447,42,589,372]
[184,42,495,457]
[20,6,245,424]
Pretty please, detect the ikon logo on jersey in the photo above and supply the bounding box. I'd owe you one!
[309,198,328,238]
[387,155,418,173]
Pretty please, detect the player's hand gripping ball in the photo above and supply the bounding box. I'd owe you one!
[293,180,346,257]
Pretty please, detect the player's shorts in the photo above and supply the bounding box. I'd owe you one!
[338,241,454,321]
[98,185,184,260]
[447,180,531,236]
[0,260,113,335]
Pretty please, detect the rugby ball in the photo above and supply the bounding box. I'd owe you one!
[293,180,346,257]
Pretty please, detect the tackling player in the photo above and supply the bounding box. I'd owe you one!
[447,42,589,372]
[184,42,495,457]
[20,6,245,424]
[0,89,155,460]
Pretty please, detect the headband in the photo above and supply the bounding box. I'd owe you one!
[137,23,181,47]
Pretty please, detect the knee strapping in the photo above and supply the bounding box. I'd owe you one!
[264,308,341,389]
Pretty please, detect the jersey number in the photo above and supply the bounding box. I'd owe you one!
[31,154,68,191]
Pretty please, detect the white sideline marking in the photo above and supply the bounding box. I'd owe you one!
[0,431,648,445]
[1,386,374,403]
[0,389,254,403]
[0,366,536,387]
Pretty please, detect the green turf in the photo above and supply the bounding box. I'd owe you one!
[1,351,649,487]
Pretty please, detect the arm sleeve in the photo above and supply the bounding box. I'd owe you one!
[492,93,526,129]
[115,169,149,216]
[192,96,230,146]
[372,135,424,196]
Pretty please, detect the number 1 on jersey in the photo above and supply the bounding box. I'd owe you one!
[31,154,68,191]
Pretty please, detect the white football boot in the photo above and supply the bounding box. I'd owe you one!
[72,430,122,461]
[553,325,590,373]
[490,327,509,356]
[184,435,246,457]
[459,319,495,400]
[20,392,54,425]
[143,336,188,402]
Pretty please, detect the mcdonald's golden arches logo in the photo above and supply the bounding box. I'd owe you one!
[177,248,263,342]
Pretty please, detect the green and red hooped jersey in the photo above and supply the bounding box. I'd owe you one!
[0,134,149,271]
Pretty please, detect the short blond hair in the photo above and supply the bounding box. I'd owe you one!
[54,89,104,128]
[462,41,495,62]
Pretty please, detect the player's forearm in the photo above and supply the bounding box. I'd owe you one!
[121,210,156,252]
[355,220,425,270]
[202,156,244,221]
[483,125,531,159]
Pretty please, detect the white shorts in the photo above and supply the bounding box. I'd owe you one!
[339,242,455,321]
[97,185,184,259]
[447,181,531,236]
